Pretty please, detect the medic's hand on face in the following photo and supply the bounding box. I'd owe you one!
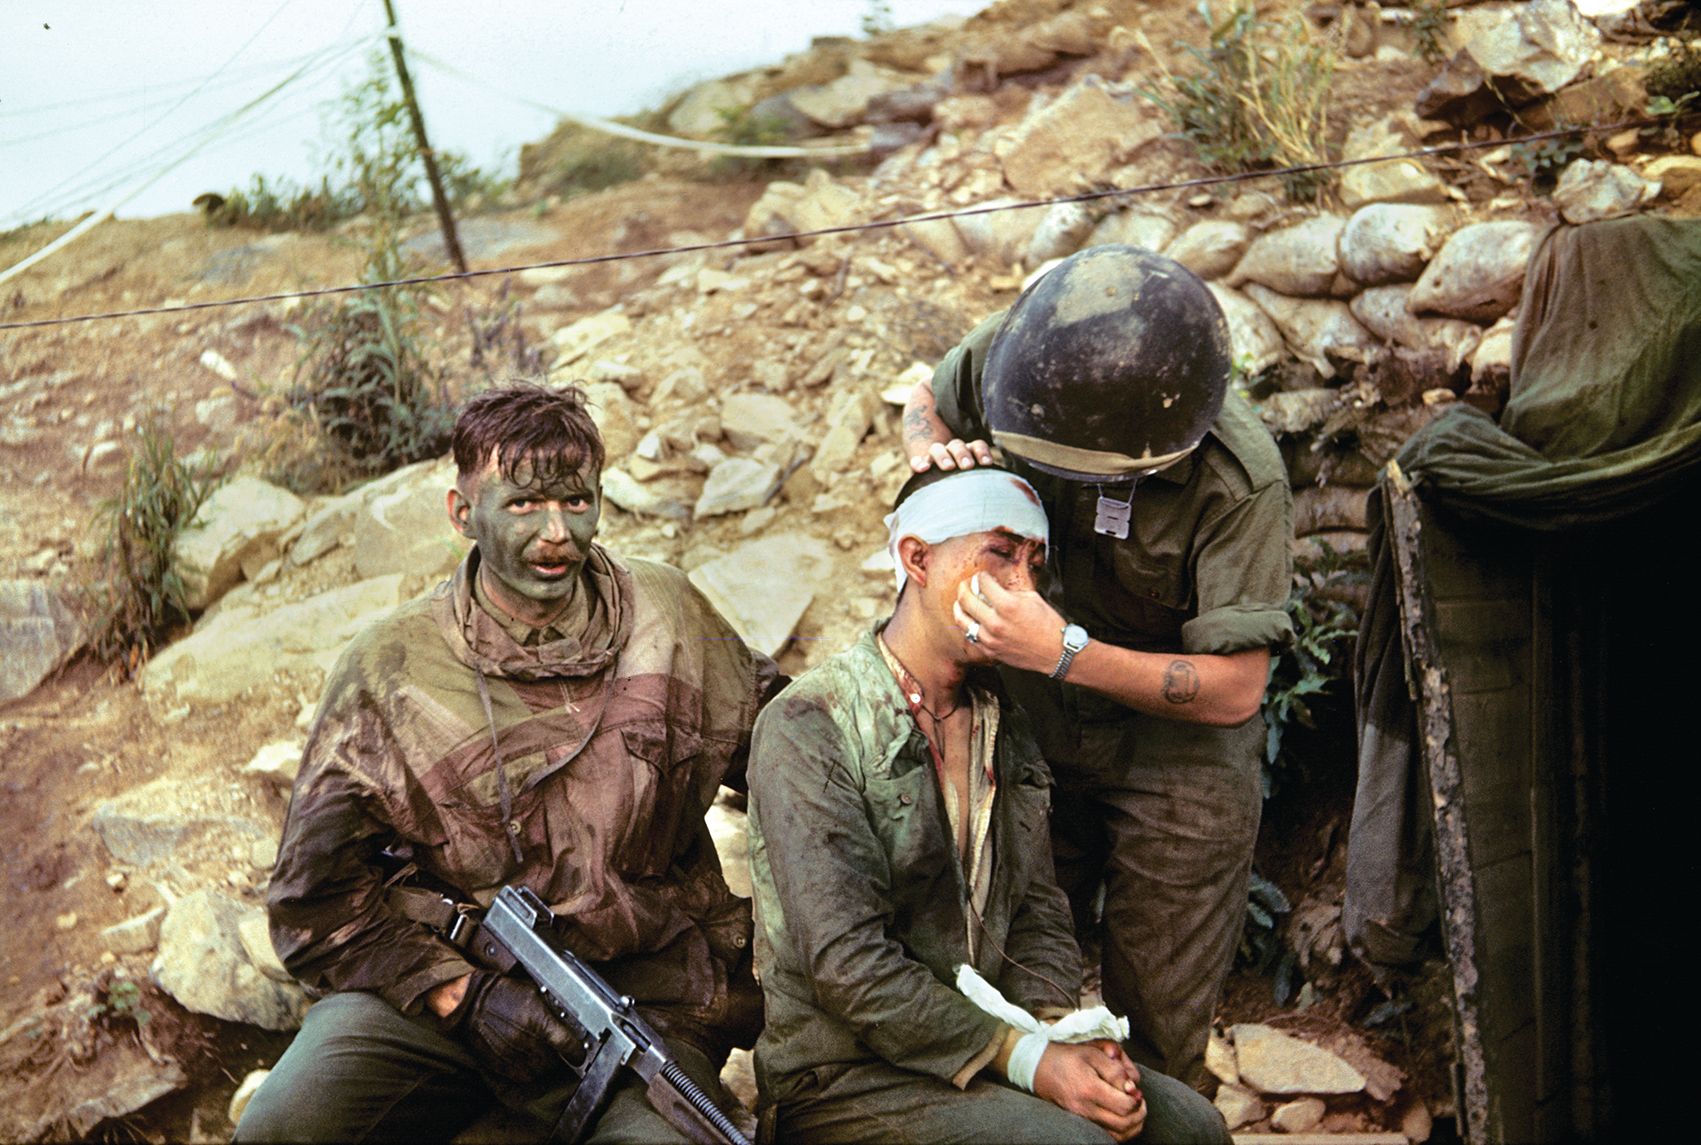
[954,570,1067,675]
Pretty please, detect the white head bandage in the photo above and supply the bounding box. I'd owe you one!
[883,469,1050,593]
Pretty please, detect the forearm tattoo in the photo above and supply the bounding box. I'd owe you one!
[1162,659,1200,705]
[904,390,939,445]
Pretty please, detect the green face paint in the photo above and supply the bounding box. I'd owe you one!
[453,455,602,629]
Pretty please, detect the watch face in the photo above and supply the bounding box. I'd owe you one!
[1063,624,1089,652]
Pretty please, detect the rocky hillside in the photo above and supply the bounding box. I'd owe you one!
[1,0,1697,1139]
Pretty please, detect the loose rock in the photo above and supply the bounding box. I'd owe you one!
[172,477,307,611]
[1087,211,1175,254]
[1213,1084,1263,1131]
[352,458,469,581]
[1229,215,1347,298]
[1271,1096,1327,1133]
[687,533,833,656]
[0,578,82,703]
[242,741,303,791]
[1339,119,1449,209]
[996,76,1161,195]
[152,889,307,1029]
[1552,158,1660,224]
[695,458,783,519]
[1231,1023,1367,1096]
[1408,221,1537,322]
[1337,204,1451,286]
[549,310,631,370]
[1166,220,1250,280]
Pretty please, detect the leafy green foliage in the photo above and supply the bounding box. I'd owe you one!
[1409,1,1449,65]
[268,60,452,492]
[1261,542,1366,799]
[202,173,360,232]
[88,420,217,672]
[466,281,545,388]
[86,977,151,1030]
[1647,38,1701,107]
[1239,870,1299,1003]
[1142,2,1339,202]
[1509,131,1586,196]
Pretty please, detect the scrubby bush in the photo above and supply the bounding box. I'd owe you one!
[87,420,217,673]
[1143,2,1340,202]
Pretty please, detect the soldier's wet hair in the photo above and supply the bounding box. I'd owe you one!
[452,381,606,491]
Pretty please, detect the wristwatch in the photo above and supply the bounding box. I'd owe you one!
[1050,624,1090,680]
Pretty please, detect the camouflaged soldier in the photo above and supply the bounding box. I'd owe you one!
[236,383,777,1143]
[903,247,1295,1090]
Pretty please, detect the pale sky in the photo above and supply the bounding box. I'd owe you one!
[0,1,977,227]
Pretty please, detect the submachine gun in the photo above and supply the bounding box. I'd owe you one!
[478,884,752,1145]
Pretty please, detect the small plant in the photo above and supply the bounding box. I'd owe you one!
[203,173,359,232]
[437,149,513,210]
[1409,1,1449,65]
[860,0,895,38]
[466,281,544,387]
[1509,131,1586,196]
[1142,2,1340,202]
[1239,870,1300,1003]
[710,105,796,176]
[1261,542,1365,798]
[86,977,151,1031]
[88,419,217,673]
[1647,38,1701,109]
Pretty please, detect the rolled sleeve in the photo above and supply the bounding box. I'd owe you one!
[931,311,1005,441]
[1182,477,1294,656]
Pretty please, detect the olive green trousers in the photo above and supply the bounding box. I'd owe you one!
[233,990,730,1144]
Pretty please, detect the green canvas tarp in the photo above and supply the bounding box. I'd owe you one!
[1345,214,1701,1144]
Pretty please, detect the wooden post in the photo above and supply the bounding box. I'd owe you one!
[1383,461,1489,1145]
[381,0,466,273]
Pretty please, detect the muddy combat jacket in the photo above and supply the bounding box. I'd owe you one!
[746,628,1081,1103]
[268,546,775,1053]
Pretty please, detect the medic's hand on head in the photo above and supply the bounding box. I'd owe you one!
[913,437,996,473]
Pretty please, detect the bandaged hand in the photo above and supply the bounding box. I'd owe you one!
[1034,1041,1146,1141]
[954,572,1066,673]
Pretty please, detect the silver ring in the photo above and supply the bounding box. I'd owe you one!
[964,621,981,644]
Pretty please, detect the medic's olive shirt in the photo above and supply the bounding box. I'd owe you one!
[931,311,1294,768]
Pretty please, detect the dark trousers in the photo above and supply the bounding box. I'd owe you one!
[776,1055,1230,1144]
[1048,721,1263,1091]
[233,991,731,1144]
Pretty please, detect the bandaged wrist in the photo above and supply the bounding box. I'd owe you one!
[1005,1030,1050,1093]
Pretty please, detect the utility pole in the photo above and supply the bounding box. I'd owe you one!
[381,0,466,273]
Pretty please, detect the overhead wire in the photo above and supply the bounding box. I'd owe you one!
[3,0,303,226]
[4,113,1687,332]
[408,47,871,160]
[2,32,376,228]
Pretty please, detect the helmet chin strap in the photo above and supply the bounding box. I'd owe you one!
[992,430,1195,479]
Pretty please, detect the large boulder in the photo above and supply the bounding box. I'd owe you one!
[1417,0,1601,120]
[152,889,308,1030]
[996,76,1162,196]
[687,533,834,657]
[1166,220,1250,280]
[91,776,271,868]
[141,574,406,702]
[1337,204,1452,285]
[351,456,470,581]
[0,578,82,702]
[1339,119,1449,209]
[1408,220,1537,322]
[1244,286,1381,380]
[173,477,307,611]
[1228,215,1348,297]
[1350,285,1484,373]
[1206,284,1286,377]
[720,393,801,451]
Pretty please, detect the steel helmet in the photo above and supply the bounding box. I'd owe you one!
[980,244,1232,482]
